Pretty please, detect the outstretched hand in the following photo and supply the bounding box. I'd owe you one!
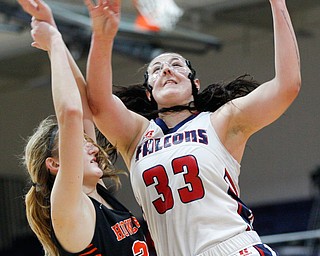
[30,17,61,51]
[84,0,121,41]
[17,0,56,28]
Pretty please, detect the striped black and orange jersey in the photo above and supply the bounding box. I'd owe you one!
[52,183,149,256]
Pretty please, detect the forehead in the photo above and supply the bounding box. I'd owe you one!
[148,53,186,67]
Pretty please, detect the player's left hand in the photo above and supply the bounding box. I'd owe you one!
[17,0,57,28]
[84,0,121,41]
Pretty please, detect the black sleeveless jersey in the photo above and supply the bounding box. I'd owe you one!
[52,183,149,256]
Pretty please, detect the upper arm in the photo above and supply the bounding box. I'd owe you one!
[91,94,149,164]
[52,192,96,253]
[65,46,97,141]
[225,0,301,138]
[50,112,96,252]
[211,78,299,163]
[230,78,300,136]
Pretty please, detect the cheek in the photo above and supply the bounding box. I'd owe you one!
[151,84,169,103]
[82,152,90,165]
[149,82,161,97]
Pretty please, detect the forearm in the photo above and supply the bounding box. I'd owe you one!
[64,46,96,139]
[270,0,301,88]
[50,38,82,118]
[235,1,302,134]
[86,35,114,115]
[50,41,85,217]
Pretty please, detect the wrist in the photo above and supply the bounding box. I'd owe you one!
[270,0,286,8]
[51,19,58,29]
[91,33,115,44]
[50,33,63,48]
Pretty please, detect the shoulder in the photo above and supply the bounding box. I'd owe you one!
[122,116,151,166]
[210,103,249,163]
[52,194,96,253]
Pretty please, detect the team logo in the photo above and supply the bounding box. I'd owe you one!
[144,130,155,139]
[237,248,252,255]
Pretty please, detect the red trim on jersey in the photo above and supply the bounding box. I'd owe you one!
[254,245,265,256]
[224,168,239,196]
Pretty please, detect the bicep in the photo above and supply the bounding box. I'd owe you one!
[230,79,299,135]
[93,95,149,161]
[51,194,95,253]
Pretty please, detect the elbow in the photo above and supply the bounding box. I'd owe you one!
[285,74,301,102]
[87,96,100,116]
[87,91,117,117]
[58,105,83,123]
[277,71,301,100]
[291,73,301,98]
[86,88,103,116]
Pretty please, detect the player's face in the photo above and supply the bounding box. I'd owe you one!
[82,139,103,180]
[147,53,194,108]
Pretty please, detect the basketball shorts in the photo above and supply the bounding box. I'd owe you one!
[197,231,278,256]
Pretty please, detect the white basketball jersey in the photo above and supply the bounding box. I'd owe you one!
[130,112,254,256]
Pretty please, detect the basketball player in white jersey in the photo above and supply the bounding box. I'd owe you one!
[85,0,301,255]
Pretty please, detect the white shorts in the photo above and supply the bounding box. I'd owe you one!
[231,243,278,256]
[197,231,278,256]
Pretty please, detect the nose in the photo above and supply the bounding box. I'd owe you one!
[160,63,173,76]
[85,141,99,154]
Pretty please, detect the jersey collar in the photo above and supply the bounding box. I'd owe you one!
[155,113,199,135]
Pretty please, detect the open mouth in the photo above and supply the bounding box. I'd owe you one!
[164,79,177,86]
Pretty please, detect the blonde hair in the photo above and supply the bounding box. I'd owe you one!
[23,116,58,255]
[22,115,122,255]
[85,134,124,190]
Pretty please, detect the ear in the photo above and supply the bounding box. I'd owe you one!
[146,90,152,101]
[194,78,201,91]
[45,157,59,175]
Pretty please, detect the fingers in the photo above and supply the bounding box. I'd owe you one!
[84,0,121,14]
[33,0,44,10]
[30,19,59,51]
[84,0,94,11]
[33,0,42,5]
[112,0,121,14]
[30,25,36,46]
[31,16,37,28]
[17,0,37,15]
[17,0,28,8]
[104,0,121,14]
[31,41,39,49]
[103,6,120,22]
[102,7,117,22]
[31,18,46,32]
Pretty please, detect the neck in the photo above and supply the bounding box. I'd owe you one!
[84,185,113,209]
[84,185,98,198]
[158,110,194,128]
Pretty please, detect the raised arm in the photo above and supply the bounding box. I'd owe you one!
[85,0,148,165]
[217,0,301,145]
[30,18,91,245]
[18,0,96,140]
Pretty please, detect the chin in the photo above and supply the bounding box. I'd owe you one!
[95,169,104,177]
[86,168,104,179]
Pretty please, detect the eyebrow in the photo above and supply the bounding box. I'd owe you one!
[150,57,183,67]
